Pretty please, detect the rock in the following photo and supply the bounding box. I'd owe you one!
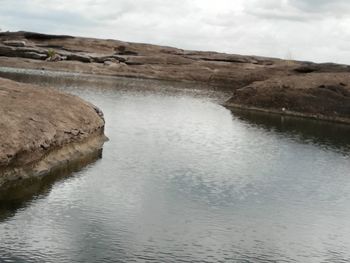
[22,52,47,60]
[294,65,319,73]
[17,47,46,54]
[0,45,15,56]
[114,45,138,55]
[225,73,350,122]
[92,55,110,63]
[46,53,64,62]
[92,105,105,120]
[294,62,350,74]
[111,55,126,62]
[3,40,26,47]
[121,55,192,65]
[0,31,74,40]
[0,45,47,60]
[183,52,269,65]
[0,77,107,186]
[0,31,350,123]
[91,55,120,63]
[66,53,92,63]
[103,61,115,66]
[91,55,128,64]
[124,57,144,65]
[116,45,126,53]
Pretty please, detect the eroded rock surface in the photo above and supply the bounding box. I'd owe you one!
[0,31,349,123]
[225,73,350,123]
[0,31,293,86]
[0,77,106,186]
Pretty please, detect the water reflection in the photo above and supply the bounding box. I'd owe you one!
[0,68,349,262]
[0,150,102,222]
[231,108,350,154]
[0,67,227,102]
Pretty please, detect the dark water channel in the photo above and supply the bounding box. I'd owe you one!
[0,68,350,263]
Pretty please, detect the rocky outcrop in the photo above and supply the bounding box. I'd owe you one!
[0,31,349,123]
[0,45,47,59]
[225,73,350,123]
[0,31,286,87]
[0,77,107,187]
[3,40,26,47]
[67,53,91,63]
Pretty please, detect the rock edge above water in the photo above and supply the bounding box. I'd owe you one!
[0,31,349,123]
[0,77,107,187]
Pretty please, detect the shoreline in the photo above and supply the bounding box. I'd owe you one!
[0,130,107,188]
[225,103,350,125]
[0,30,349,188]
[0,66,221,90]
[0,77,107,187]
[0,31,349,125]
[2,65,349,126]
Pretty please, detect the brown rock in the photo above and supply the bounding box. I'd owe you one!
[225,73,350,123]
[66,53,92,63]
[0,31,349,123]
[0,77,106,186]
[22,52,47,60]
[3,40,26,47]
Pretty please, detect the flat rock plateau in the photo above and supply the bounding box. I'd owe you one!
[0,77,106,187]
[0,31,349,124]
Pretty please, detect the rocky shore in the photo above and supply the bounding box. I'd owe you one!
[225,73,350,124]
[0,77,106,187]
[0,31,349,185]
[0,31,349,124]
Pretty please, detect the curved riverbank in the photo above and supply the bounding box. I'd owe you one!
[0,77,107,187]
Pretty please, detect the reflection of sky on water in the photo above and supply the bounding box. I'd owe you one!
[0,70,349,262]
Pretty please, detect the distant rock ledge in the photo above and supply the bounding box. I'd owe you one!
[0,77,107,187]
[0,31,349,124]
[224,73,350,124]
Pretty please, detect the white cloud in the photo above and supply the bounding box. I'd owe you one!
[0,0,350,64]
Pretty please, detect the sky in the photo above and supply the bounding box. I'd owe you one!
[0,0,349,64]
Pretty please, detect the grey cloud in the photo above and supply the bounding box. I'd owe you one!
[245,10,315,22]
[0,0,350,64]
[244,0,350,21]
[243,0,308,21]
[0,0,100,31]
[289,0,350,13]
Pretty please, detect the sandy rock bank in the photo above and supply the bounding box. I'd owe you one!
[0,77,107,187]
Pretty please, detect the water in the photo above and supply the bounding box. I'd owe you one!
[0,69,350,262]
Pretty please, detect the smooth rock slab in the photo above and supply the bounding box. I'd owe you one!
[225,73,350,123]
[3,40,26,47]
[0,77,106,186]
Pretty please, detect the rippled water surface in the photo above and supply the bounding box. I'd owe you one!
[0,69,350,262]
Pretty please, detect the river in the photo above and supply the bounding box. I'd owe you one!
[0,68,350,262]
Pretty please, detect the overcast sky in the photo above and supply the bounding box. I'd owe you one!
[1,0,349,64]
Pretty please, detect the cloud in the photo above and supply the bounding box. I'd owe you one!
[289,0,350,14]
[0,0,349,64]
[244,0,350,21]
